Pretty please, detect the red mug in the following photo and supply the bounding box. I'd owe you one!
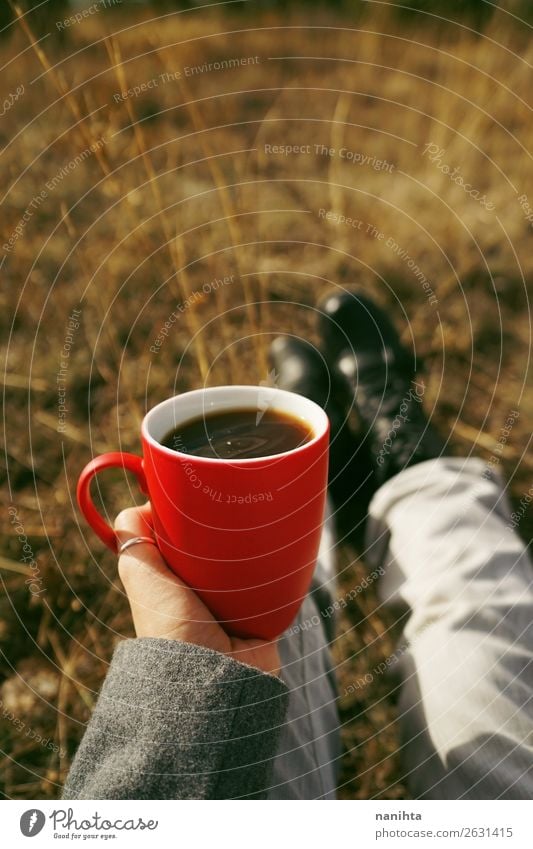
[77,385,329,639]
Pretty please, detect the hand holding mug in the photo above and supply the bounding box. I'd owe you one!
[115,503,281,676]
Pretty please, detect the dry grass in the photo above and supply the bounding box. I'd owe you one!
[1,3,532,799]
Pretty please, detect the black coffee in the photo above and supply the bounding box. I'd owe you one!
[161,408,313,460]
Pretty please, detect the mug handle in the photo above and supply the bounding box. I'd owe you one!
[77,452,149,554]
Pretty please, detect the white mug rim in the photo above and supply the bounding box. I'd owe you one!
[141,385,329,465]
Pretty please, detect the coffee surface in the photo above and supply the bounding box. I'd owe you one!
[161,407,313,459]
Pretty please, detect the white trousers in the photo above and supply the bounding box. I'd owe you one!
[269,457,533,799]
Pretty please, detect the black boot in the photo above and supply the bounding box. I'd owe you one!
[269,336,374,547]
[318,290,445,490]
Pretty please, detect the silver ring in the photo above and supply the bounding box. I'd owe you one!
[117,536,158,555]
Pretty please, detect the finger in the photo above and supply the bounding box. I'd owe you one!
[114,503,153,537]
[114,505,165,576]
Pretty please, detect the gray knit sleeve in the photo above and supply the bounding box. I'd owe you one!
[63,638,289,800]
